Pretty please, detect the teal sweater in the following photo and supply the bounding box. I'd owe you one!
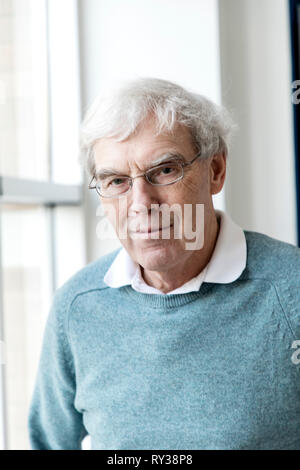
[27,230,300,450]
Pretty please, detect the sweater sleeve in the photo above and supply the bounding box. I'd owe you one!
[27,286,88,450]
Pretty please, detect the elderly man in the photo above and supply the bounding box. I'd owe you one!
[28,78,300,450]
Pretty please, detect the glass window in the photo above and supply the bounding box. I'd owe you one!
[54,205,86,288]
[0,0,49,181]
[0,0,85,450]
[1,203,87,449]
[1,204,52,450]
[47,0,82,185]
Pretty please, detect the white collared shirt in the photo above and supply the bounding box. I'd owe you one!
[103,209,247,295]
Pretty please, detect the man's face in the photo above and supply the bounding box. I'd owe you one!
[93,116,217,272]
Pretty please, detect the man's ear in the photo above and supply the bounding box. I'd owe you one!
[209,153,226,195]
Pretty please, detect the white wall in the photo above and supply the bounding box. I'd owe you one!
[78,0,223,261]
[219,0,297,245]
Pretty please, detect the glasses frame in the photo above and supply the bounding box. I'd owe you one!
[88,151,202,198]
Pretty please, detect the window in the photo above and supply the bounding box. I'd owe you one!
[0,0,85,450]
[0,0,49,180]
[1,204,52,450]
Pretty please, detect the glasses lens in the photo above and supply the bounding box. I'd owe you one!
[96,176,131,197]
[147,162,183,185]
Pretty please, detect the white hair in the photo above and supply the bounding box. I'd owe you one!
[79,77,236,177]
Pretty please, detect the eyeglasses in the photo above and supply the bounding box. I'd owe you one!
[88,151,202,198]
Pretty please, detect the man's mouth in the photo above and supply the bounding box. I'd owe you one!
[139,224,173,234]
[129,224,173,237]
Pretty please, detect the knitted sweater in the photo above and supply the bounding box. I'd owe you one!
[27,230,300,450]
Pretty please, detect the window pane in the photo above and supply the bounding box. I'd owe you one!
[1,204,52,450]
[0,203,86,449]
[47,0,82,185]
[54,205,86,288]
[0,0,49,180]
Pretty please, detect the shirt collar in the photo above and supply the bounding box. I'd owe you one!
[103,209,247,294]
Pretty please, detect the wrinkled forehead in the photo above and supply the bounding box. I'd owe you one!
[93,117,197,170]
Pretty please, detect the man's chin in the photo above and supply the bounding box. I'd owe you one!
[132,243,180,271]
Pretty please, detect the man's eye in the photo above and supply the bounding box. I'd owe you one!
[109,178,126,186]
[154,165,177,176]
[160,166,174,174]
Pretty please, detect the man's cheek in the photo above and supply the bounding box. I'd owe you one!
[100,203,123,236]
[96,203,119,241]
[101,203,117,225]
[104,207,130,240]
[117,216,130,239]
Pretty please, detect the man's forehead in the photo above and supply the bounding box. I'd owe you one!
[93,121,194,163]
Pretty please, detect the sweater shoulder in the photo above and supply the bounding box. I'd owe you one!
[242,230,300,282]
[242,230,300,338]
[53,246,122,308]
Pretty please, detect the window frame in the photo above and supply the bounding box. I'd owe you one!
[0,0,83,449]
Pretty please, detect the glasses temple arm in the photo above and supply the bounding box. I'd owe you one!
[88,176,96,189]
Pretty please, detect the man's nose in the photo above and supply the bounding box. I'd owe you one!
[128,176,160,215]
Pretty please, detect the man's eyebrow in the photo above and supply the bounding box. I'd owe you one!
[150,153,185,166]
[94,153,185,179]
[95,168,124,180]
